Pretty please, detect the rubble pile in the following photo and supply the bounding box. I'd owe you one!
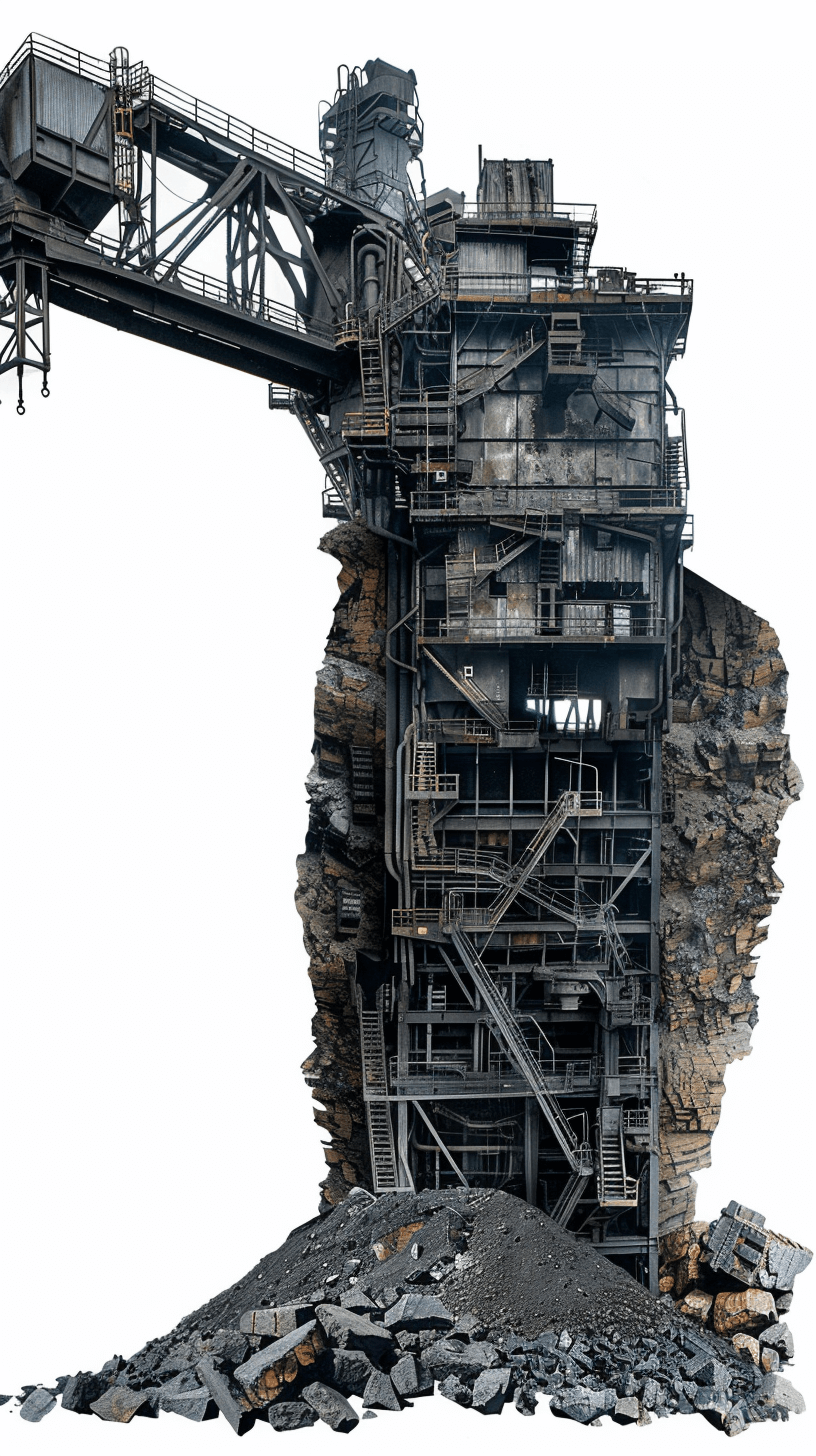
[5,1189,807,1434]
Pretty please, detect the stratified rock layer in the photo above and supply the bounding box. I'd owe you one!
[296,524,387,1208]
[659,571,801,1232]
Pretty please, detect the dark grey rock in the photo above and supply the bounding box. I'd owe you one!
[550,1385,615,1423]
[301,1381,359,1433]
[439,1374,471,1407]
[339,1288,378,1314]
[611,1395,640,1424]
[89,1386,157,1422]
[19,1389,57,1423]
[362,1371,401,1411]
[267,1401,319,1431]
[383,1293,454,1333]
[0,1396,13,1408]
[160,1391,219,1421]
[423,1338,501,1382]
[233,1321,322,1402]
[319,1349,374,1397]
[760,1322,794,1360]
[391,1354,433,1398]
[316,1304,393,1360]
[61,1371,109,1415]
[196,1358,255,1435]
[759,1373,806,1414]
[471,1368,511,1414]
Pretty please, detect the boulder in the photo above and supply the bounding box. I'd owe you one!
[439,1374,471,1407]
[712,1289,775,1337]
[611,1396,640,1425]
[471,1368,511,1415]
[759,1322,794,1360]
[390,1354,433,1399]
[89,1386,157,1423]
[267,1401,319,1431]
[550,1385,616,1423]
[423,1338,501,1383]
[760,1373,806,1415]
[761,1348,780,1373]
[196,1358,256,1435]
[61,1371,109,1414]
[301,1381,359,1433]
[339,1289,378,1314]
[675,1289,713,1322]
[233,1322,324,1406]
[19,1389,57,1423]
[319,1349,374,1397]
[383,1293,454,1333]
[315,1304,394,1361]
[160,1391,219,1421]
[362,1371,402,1411]
[732,1333,760,1365]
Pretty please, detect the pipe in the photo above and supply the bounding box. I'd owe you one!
[386,603,419,672]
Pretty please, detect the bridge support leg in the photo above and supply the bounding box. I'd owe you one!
[524,1099,539,1206]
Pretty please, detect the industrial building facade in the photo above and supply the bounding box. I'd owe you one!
[0,36,692,1285]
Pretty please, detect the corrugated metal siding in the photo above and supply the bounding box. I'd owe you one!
[458,238,526,288]
[34,58,108,152]
[562,527,651,590]
[478,159,553,210]
[6,59,31,164]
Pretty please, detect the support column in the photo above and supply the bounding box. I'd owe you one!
[524,1098,540,1206]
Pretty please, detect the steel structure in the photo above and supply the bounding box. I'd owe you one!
[0,35,693,1286]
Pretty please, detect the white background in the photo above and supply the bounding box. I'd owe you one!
[1,2,813,1452]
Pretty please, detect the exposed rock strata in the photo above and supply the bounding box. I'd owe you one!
[659,571,801,1232]
[296,524,387,1208]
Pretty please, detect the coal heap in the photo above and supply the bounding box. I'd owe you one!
[5,1188,807,1434]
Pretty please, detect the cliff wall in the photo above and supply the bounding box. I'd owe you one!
[659,571,801,1232]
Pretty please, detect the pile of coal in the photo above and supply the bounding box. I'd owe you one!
[3,1189,807,1435]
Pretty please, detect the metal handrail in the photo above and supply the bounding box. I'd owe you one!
[444,266,692,300]
[83,232,334,340]
[0,33,327,184]
[410,487,687,515]
[460,201,598,225]
[421,613,666,640]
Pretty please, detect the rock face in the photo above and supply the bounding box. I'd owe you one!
[298,549,800,1228]
[296,523,387,1208]
[659,571,801,1232]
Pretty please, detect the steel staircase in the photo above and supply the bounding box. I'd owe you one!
[290,391,356,518]
[422,648,508,730]
[550,1171,591,1227]
[359,1010,402,1192]
[450,925,593,1180]
[456,328,547,405]
[481,790,580,927]
[597,1106,639,1207]
[357,329,389,436]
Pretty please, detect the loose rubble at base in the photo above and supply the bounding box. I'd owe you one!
[4,1188,809,1436]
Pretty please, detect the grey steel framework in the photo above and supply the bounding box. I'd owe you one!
[0,36,693,1287]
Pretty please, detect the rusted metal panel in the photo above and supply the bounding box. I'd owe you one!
[34,58,108,151]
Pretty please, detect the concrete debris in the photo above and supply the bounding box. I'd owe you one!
[9,1187,808,1437]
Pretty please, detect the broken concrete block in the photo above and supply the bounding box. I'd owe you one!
[383,1293,454,1333]
[233,1322,324,1407]
[239,1305,315,1338]
[611,1396,640,1425]
[732,1333,760,1365]
[267,1401,319,1431]
[761,1348,780,1373]
[471,1367,511,1414]
[301,1381,359,1433]
[439,1374,471,1407]
[89,1386,157,1422]
[760,1321,794,1360]
[362,1371,401,1411]
[390,1354,433,1399]
[160,1391,219,1421]
[196,1358,256,1435]
[689,1357,730,1390]
[760,1373,806,1415]
[195,1330,252,1367]
[712,1289,775,1336]
[19,1388,57,1423]
[550,1386,616,1424]
[723,1402,748,1437]
[315,1304,394,1361]
[319,1349,374,1396]
[675,1289,713,1322]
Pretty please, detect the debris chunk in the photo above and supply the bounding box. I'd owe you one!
[19,1388,57,1423]
[301,1381,359,1433]
[233,1321,324,1406]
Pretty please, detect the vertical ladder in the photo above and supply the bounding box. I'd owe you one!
[358,329,388,434]
[359,1010,401,1192]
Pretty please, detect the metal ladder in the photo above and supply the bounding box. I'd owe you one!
[359,1010,401,1192]
[450,925,593,1180]
[358,330,388,434]
[598,1106,638,1207]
